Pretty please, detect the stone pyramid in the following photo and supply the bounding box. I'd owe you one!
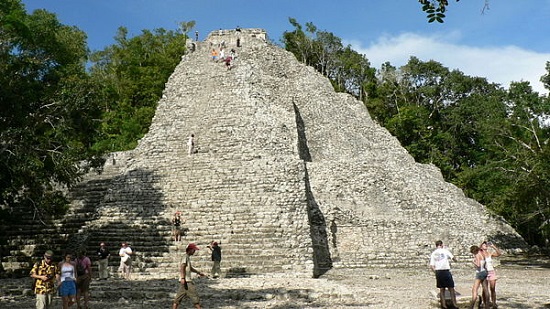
[1,28,526,279]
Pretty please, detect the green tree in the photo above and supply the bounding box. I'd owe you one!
[541,61,550,91]
[89,26,188,151]
[419,0,490,23]
[1,0,105,221]
[483,82,550,245]
[283,19,375,101]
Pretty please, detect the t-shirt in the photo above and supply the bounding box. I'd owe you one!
[430,248,454,270]
[77,256,91,275]
[30,260,59,294]
[97,247,110,260]
[180,254,193,281]
[211,246,222,262]
[119,247,132,262]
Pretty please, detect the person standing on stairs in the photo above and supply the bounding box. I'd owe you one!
[76,250,92,309]
[207,241,222,278]
[211,49,218,62]
[187,134,195,155]
[96,242,110,280]
[172,243,206,309]
[30,250,60,309]
[224,54,233,70]
[172,212,183,242]
[118,243,133,280]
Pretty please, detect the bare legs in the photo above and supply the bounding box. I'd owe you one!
[471,279,490,309]
[439,287,458,308]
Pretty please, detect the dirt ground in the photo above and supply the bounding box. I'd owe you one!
[1,258,549,308]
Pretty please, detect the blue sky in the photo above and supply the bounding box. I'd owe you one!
[22,0,550,94]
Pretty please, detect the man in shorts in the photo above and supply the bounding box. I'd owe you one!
[429,240,459,309]
[172,243,206,309]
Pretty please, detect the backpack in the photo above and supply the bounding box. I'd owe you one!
[76,259,86,276]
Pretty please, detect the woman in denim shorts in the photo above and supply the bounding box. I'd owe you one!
[58,253,77,309]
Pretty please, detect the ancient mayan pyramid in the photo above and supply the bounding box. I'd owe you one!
[1,29,526,279]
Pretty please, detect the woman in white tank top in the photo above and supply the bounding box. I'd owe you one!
[58,253,77,309]
[480,241,502,308]
[469,245,490,309]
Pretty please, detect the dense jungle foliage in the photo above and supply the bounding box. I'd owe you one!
[1,1,549,248]
[1,0,189,222]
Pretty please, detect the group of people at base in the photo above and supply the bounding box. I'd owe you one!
[30,241,221,309]
[173,241,222,309]
[430,240,502,309]
[29,241,134,309]
[30,250,92,309]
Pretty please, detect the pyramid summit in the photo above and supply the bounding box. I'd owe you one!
[1,28,526,278]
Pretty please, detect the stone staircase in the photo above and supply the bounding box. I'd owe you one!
[70,31,315,279]
[1,28,527,280]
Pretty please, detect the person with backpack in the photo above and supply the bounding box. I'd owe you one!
[76,250,92,309]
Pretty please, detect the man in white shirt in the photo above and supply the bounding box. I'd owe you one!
[429,240,459,309]
[118,243,133,279]
[172,243,205,309]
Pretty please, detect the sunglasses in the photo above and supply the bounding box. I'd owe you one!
[44,256,52,260]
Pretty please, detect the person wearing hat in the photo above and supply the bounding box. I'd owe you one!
[172,243,206,309]
[96,242,110,280]
[30,250,60,309]
[207,241,222,278]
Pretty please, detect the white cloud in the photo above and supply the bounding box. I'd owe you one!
[348,33,549,95]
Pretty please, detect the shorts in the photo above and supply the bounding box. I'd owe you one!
[59,280,76,297]
[435,270,455,288]
[77,274,91,292]
[173,281,200,305]
[487,270,497,281]
[475,270,488,280]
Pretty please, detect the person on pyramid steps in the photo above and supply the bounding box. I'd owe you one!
[172,212,183,242]
[118,243,133,280]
